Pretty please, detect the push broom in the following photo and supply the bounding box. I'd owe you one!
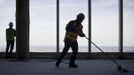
[85,36,128,72]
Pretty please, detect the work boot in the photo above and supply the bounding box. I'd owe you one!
[55,61,60,68]
[69,63,78,68]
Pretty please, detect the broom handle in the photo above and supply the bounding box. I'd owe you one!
[85,36,119,65]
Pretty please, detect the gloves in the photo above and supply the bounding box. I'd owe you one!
[79,33,85,37]
[82,33,85,37]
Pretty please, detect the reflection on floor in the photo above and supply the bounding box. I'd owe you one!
[0,59,134,75]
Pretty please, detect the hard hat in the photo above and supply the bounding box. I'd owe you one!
[77,13,85,20]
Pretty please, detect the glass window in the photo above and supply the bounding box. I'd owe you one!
[0,0,16,52]
[123,0,134,52]
[92,0,119,52]
[59,0,88,52]
[30,0,56,52]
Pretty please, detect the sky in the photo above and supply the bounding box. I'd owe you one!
[0,0,134,49]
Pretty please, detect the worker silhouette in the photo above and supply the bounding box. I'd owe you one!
[5,22,16,59]
[56,13,85,68]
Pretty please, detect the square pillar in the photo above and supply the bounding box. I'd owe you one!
[16,0,30,59]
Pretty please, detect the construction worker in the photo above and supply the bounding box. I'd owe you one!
[5,22,16,59]
[56,13,85,68]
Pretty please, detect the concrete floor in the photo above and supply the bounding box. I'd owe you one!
[0,59,134,75]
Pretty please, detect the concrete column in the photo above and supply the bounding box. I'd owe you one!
[16,0,30,59]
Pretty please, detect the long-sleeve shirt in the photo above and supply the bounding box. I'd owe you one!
[6,28,16,41]
[65,20,85,41]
